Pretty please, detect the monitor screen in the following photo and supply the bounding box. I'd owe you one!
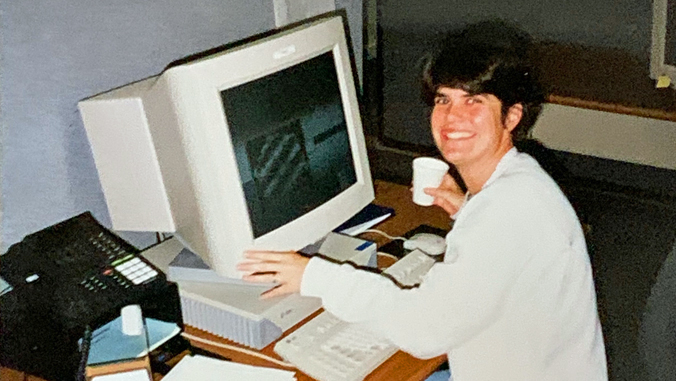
[222,52,357,238]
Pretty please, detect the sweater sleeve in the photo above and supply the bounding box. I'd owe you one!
[300,182,569,359]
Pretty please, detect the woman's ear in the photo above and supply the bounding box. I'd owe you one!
[504,103,523,132]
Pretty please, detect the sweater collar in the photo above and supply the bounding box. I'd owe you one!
[478,147,518,193]
[451,147,518,220]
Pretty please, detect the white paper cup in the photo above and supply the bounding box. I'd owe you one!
[412,157,450,206]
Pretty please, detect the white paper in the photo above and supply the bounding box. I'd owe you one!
[92,369,151,381]
[163,354,296,381]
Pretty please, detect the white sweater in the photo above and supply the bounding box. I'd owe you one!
[300,149,607,381]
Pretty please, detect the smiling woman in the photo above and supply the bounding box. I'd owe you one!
[242,20,608,381]
[420,20,544,195]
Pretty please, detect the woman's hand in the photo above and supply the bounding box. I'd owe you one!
[423,174,466,216]
[237,250,310,299]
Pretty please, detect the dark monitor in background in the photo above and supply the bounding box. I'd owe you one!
[651,0,676,88]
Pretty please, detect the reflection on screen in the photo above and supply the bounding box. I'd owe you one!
[221,52,357,238]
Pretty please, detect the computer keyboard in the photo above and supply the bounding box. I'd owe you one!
[381,248,437,287]
[274,249,436,381]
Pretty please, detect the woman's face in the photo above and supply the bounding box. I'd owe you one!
[430,87,518,170]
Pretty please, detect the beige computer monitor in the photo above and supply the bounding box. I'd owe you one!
[79,14,374,279]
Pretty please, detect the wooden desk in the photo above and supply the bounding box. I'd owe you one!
[365,180,452,247]
[1,180,451,381]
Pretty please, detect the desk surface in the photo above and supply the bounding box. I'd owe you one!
[1,180,451,381]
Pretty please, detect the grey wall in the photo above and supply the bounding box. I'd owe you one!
[377,0,654,147]
[1,0,362,252]
[379,0,651,57]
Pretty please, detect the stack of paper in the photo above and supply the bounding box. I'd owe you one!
[335,203,394,236]
[163,354,296,381]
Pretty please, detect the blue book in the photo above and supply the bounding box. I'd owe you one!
[85,317,180,366]
[334,203,395,236]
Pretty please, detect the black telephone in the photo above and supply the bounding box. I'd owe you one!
[0,212,182,381]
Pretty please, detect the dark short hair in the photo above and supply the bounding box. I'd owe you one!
[421,20,546,142]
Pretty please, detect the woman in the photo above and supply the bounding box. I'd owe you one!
[238,20,607,381]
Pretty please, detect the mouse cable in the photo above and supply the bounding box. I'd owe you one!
[376,252,399,262]
[360,229,407,242]
[180,332,295,368]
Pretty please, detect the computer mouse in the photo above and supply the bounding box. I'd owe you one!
[403,233,447,256]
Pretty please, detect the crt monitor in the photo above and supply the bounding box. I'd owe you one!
[79,14,374,279]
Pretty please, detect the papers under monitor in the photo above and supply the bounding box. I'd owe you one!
[335,203,394,236]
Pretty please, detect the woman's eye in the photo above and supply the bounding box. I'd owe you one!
[434,97,446,104]
[466,97,481,105]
